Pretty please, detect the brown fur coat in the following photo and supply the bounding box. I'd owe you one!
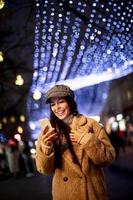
[36,115,115,200]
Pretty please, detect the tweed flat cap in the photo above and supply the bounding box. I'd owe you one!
[45,85,74,103]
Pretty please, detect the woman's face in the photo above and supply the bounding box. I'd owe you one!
[50,97,71,120]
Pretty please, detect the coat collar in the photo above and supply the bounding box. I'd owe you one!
[70,114,88,130]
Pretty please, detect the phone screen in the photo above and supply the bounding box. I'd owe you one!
[39,118,52,130]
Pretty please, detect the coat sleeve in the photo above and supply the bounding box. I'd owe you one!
[35,132,55,175]
[82,120,116,167]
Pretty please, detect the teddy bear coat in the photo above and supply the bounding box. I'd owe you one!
[35,114,115,200]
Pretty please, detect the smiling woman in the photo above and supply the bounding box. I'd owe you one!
[35,84,116,200]
[50,97,71,120]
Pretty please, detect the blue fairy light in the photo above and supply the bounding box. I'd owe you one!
[28,0,133,138]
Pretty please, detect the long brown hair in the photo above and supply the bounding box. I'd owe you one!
[49,96,79,168]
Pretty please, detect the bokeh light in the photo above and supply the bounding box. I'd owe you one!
[28,0,133,139]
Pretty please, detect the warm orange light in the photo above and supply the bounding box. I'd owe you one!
[10,116,15,123]
[17,126,23,134]
[15,75,24,86]
[14,134,21,141]
[20,115,25,122]
[33,90,42,100]
[0,1,5,10]
[0,51,4,62]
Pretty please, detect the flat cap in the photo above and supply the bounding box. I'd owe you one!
[45,85,74,103]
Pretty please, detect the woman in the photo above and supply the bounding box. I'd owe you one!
[36,84,115,200]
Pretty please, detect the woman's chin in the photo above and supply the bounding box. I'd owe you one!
[56,115,67,120]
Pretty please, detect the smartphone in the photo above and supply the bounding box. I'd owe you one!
[39,118,52,130]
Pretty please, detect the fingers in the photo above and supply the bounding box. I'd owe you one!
[41,125,55,138]
[43,133,58,143]
[41,127,58,143]
[42,127,55,136]
[41,125,53,134]
[70,133,78,143]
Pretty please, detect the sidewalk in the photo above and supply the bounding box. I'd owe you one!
[0,146,133,200]
[110,146,133,173]
[105,146,133,200]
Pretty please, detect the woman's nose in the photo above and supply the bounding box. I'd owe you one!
[54,103,60,110]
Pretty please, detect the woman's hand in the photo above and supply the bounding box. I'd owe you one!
[69,132,79,143]
[70,129,92,145]
[41,125,58,145]
[40,125,59,155]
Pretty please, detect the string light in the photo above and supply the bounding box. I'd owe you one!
[2,117,7,124]
[28,0,133,139]
[33,89,42,100]
[0,51,4,62]
[0,123,2,129]
[29,121,36,130]
[20,115,25,122]
[0,0,5,9]
[17,126,23,134]
[10,116,16,123]
[14,134,21,141]
[15,75,24,86]
[33,0,132,91]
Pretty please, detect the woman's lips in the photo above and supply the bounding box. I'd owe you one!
[56,110,65,116]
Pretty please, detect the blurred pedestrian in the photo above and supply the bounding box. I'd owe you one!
[36,85,116,200]
[5,139,20,178]
[127,119,133,146]
[0,143,9,179]
[20,140,34,177]
[109,128,121,157]
[117,128,126,153]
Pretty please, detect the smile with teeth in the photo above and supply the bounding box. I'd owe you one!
[56,110,65,116]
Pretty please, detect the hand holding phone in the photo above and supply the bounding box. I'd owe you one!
[39,118,52,130]
[39,118,58,144]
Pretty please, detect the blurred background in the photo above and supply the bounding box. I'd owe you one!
[0,0,133,200]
